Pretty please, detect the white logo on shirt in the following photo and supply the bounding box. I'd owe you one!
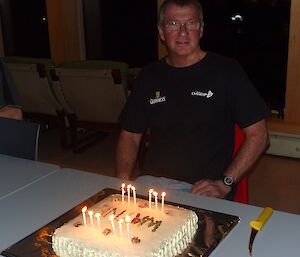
[191,90,214,98]
[150,91,166,105]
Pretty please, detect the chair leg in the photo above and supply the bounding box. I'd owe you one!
[67,113,107,153]
[57,110,71,148]
[67,113,78,152]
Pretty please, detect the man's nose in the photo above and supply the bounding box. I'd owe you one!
[179,23,188,34]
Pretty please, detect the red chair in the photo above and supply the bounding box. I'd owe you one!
[233,124,249,204]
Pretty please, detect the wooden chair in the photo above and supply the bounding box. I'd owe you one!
[4,57,69,147]
[0,117,40,160]
[51,60,129,152]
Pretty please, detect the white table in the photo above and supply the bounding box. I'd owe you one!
[0,154,60,200]
[1,167,300,257]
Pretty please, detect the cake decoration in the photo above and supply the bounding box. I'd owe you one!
[132,213,141,224]
[115,209,126,219]
[102,228,111,236]
[94,212,101,229]
[131,236,141,244]
[81,206,87,226]
[73,221,82,227]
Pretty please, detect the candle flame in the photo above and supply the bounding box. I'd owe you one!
[109,214,115,221]
[95,213,101,218]
[153,191,158,196]
[131,186,136,191]
[88,210,94,216]
[149,189,154,194]
[125,215,131,223]
[161,192,166,197]
[82,206,87,212]
[119,218,124,224]
[121,183,126,188]
[127,184,132,189]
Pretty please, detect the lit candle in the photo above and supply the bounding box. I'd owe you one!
[88,210,94,228]
[81,206,87,226]
[131,186,136,205]
[125,215,131,239]
[95,213,101,230]
[121,183,126,203]
[161,192,166,213]
[119,218,124,236]
[109,214,116,235]
[127,184,132,204]
[153,191,158,211]
[148,189,154,209]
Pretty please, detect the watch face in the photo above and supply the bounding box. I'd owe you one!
[223,176,234,186]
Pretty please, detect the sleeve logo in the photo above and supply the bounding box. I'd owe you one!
[191,90,214,98]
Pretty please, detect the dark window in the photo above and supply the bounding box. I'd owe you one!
[0,0,50,58]
[200,0,290,117]
[83,0,158,67]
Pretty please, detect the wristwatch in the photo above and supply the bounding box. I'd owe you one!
[223,175,235,187]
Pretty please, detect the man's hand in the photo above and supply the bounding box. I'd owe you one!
[192,179,231,199]
[0,107,22,120]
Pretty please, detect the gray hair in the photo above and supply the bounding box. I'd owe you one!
[158,0,204,25]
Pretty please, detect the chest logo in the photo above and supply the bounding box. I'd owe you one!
[191,90,214,98]
[150,91,166,105]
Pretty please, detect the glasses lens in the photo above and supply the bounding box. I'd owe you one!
[164,20,200,31]
[186,20,200,30]
[164,21,179,31]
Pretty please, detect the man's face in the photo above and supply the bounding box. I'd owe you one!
[158,4,203,59]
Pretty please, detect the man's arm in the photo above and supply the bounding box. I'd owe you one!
[0,106,22,120]
[115,129,143,180]
[192,119,269,198]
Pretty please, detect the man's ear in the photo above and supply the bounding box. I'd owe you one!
[199,22,204,39]
[157,24,166,42]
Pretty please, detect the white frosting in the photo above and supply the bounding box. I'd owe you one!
[52,194,198,257]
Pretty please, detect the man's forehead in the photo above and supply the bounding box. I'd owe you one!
[164,4,199,19]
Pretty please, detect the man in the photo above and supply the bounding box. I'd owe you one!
[116,0,269,200]
[0,58,22,120]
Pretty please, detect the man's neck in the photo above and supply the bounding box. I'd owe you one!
[166,49,207,68]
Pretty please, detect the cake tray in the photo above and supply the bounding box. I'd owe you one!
[1,188,239,257]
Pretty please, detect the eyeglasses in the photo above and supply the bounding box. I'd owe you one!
[163,19,201,31]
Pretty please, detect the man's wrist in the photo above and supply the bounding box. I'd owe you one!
[222,175,235,188]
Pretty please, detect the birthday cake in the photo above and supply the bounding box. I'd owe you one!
[52,193,198,257]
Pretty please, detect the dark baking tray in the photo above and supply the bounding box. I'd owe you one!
[1,188,239,257]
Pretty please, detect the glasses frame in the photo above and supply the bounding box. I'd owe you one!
[163,19,201,32]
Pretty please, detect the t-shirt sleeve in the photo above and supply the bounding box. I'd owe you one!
[228,61,270,128]
[119,75,148,133]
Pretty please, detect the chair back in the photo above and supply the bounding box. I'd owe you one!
[4,57,64,116]
[54,60,129,123]
[0,117,40,160]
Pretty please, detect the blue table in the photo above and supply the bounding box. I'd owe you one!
[1,167,300,257]
[0,154,60,200]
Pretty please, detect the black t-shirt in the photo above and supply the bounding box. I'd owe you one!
[120,52,270,183]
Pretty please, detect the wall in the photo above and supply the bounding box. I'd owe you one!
[45,0,85,64]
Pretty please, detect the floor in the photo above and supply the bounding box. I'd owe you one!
[38,128,300,215]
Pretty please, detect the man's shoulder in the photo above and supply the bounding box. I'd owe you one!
[206,52,240,67]
[138,59,165,76]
